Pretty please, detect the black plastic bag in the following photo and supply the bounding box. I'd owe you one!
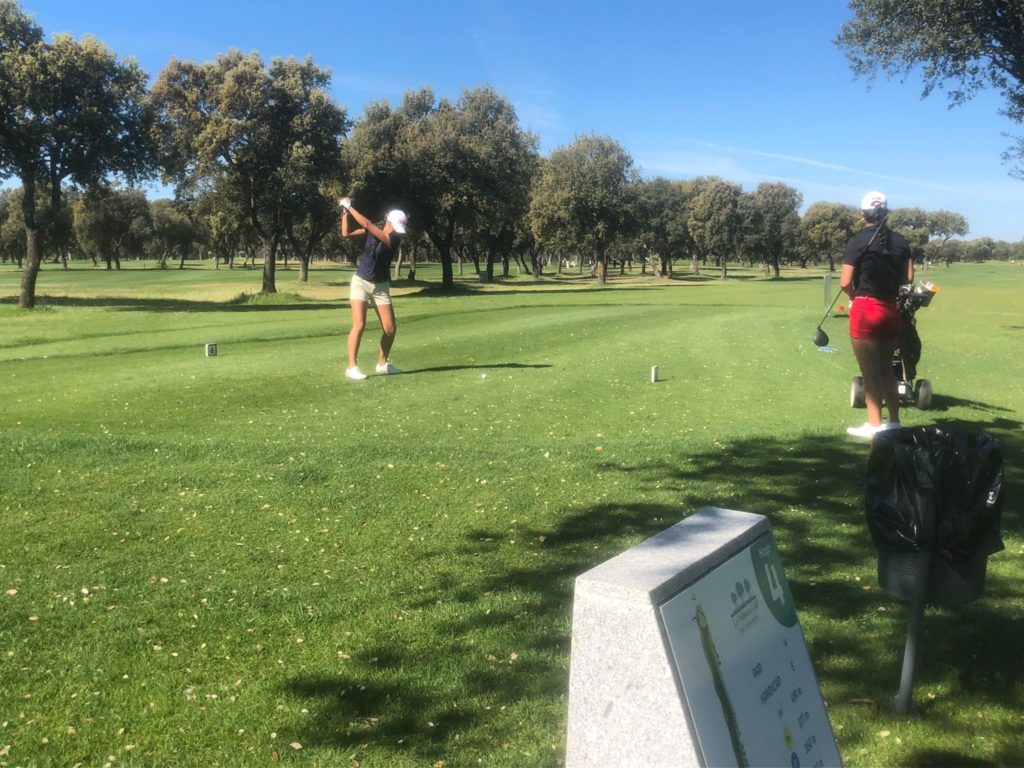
[865,427,1004,568]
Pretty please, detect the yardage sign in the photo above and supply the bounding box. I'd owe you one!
[659,532,841,768]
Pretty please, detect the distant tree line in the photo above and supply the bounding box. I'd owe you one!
[3,0,1022,308]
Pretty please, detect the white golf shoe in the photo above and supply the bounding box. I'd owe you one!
[375,362,402,375]
[345,366,367,381]
[846,422,881,439]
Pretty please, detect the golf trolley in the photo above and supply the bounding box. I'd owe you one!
[851,281,939,411]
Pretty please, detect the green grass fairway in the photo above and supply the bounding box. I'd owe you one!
[1,260,1022,767]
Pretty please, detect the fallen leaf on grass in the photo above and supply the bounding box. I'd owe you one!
[290,742,303,750]
[4,589,16,596]
[877,730,891,738]
[848,698,877,708]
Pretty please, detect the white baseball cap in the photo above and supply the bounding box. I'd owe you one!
[386,210,408,234]
[860,191,887,211]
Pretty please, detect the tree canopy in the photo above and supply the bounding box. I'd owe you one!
[149,50,348,294]
[530,134,635,284]
[1,0,153,306]
[346,86,539,287]
[73,186,151,270]
[837,0,1024,175]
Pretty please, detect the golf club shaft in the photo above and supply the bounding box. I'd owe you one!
[816,288,843,331]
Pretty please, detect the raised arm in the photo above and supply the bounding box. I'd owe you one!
[339,198,390,245]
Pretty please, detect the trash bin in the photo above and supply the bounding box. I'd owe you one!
[866,426,1005,606]
[865,426,1006,714]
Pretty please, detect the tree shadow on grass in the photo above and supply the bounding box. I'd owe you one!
[0,294,343,312]
[922,393,1015,414]
[406,282,678,298]
[401,362,553,375]
[282,426,1022,764]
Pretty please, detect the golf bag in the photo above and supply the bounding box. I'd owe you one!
[894,292,925,382]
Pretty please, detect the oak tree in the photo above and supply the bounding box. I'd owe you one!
[1,0,153,307]
[838,0,1024,174]
[150,50,347,293]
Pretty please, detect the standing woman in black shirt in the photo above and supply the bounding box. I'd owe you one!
[840,191,914,439]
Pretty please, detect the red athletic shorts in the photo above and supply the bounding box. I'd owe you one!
[849,296,901,341]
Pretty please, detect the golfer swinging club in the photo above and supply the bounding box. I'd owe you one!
[339,197,408,380]
[841,191,913,438]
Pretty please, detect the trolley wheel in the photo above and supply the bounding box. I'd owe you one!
[915,379,933,410]
[850,376,866,408]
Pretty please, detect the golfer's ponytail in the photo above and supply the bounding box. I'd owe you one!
[877,220,892,257]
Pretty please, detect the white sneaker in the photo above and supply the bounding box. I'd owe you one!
[846,422,881,439]
[375,362,402,375]
[883,421,901,431]
[345,366,367,380]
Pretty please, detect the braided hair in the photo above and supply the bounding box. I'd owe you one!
[863,203,891,256]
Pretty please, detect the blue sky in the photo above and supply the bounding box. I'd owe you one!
[15,0,1024,242]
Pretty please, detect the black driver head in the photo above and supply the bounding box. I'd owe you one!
[813,328,829,347]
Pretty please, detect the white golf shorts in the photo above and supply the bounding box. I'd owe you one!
[349,275,392,305]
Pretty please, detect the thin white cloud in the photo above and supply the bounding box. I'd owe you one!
[516,102,568,134]
[644,137,1015,205]
[687,139,858,174]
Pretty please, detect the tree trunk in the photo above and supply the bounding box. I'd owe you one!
[439,243,454,286]
[262,239,277,293]
[428,223,456,288]
[17,176,43,309]
[691,254,700,275]
[298,255,309,283]
[393,244,404,280]
[19,226,43,309]
[530,249,543,278]
[596,257,607,284]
